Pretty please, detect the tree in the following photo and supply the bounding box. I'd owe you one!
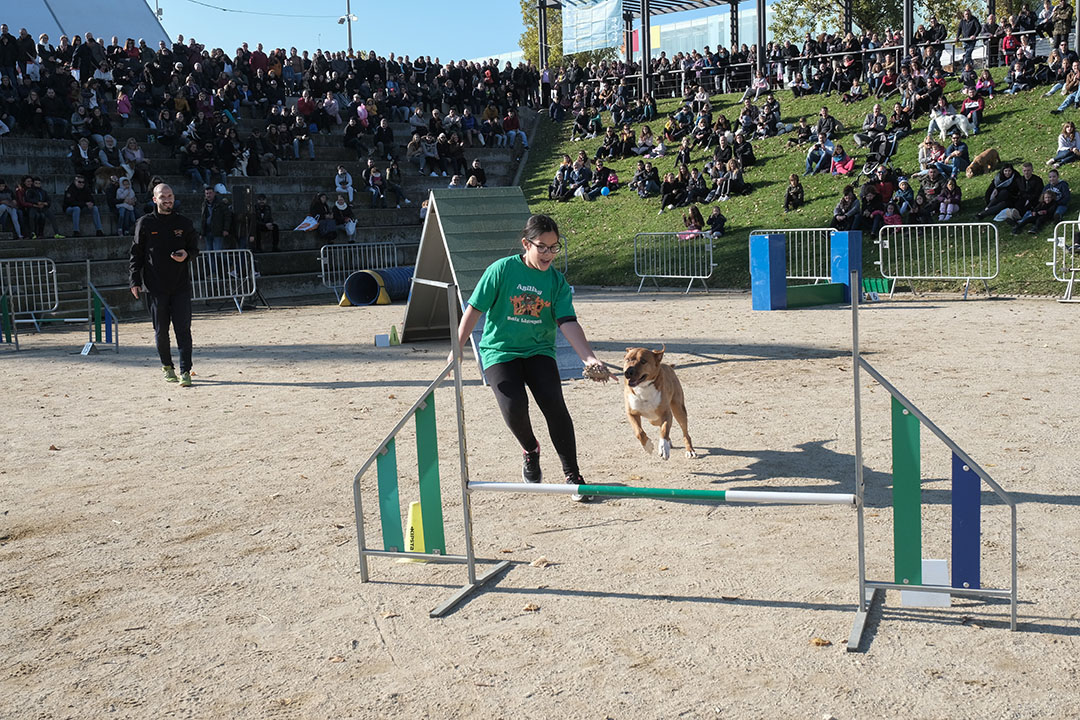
[769,0,970,43]
[519,0,563,67]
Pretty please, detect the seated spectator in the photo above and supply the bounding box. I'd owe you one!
[1012,189,1058,234]
[976,69,996,99]
[732,131,755,167]
[1048,121,1080,167]
[658,171,686,213]
[308,193,337,239]
[115,177,137,235]
[892,177,915,217]
[976,163,1018,219]
[682,205,705,232]
[333,194,356,238]
[943,132,970,177]
[705,206,726,236]
[343,116,369,160]
[70,137,100,182]
[883,201,903,226]
[334,165,354,202]
[830,144,855,175]
[121,138,152,193]
[63,175,103,237]
[24,176,63,239]
[291,115,315,160]
[98,134,123,170]
[467,159,487,187]
[447,175,466,189]
[384,160,409,208]
[910,191,935,223]
[629,160,661,198]
[0,178,25,239]
[860,184,885,236]
[854,104,888,148]
[1045,168,1072,220]
[805,133,835,175]
[1014,162,1045,216]
[831,185,861,230]
[958,87,984,133]
[938,176,962,221]
[915,136,946,176]
[784,173,804,212]
[502,108,528,150]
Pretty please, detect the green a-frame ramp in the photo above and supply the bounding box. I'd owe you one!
[400,187,581,381]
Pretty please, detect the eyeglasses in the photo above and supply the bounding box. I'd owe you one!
[526,240,561,255]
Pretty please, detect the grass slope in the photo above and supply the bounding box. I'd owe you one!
[521,70,1069,295]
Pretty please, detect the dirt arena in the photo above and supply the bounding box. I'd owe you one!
[2,290,1078,719]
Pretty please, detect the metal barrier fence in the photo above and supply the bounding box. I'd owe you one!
[190,249,260,313]
[1048,220,1080,303]
[876,223,998,299]
[319,242,399,301]
[633,231,715,293]
[749,228,833,283]
[0,258,59,328]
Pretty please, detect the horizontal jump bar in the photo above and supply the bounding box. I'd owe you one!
[467,482,856,506]
[865,581,1013,600]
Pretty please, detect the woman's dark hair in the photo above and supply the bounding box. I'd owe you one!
[522,214,560,243]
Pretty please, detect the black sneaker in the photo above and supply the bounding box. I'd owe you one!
[565,471,587,502]
[522,448,542,483]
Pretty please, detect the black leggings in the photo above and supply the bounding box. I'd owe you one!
[485,354,578,476]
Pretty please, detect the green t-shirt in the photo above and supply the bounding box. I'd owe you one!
[467,254,576,368]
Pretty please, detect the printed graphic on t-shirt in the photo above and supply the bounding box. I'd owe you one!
[507,284,550,325]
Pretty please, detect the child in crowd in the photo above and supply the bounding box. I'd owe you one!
[786,117,811,149]
[939,177,962,221]
[883,201,903,226]
[830,144,855,175]
[682,205,705,233]
[783,173,804,212]
[892,177,915,216]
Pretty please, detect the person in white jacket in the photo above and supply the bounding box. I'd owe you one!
[333,165,354,202]
[1047,121,1080,169]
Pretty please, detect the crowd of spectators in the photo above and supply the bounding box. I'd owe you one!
[0,21,542,240]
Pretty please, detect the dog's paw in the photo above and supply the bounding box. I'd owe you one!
[658,438,671,461]
[643,439,655,455]
[685,449,698,458]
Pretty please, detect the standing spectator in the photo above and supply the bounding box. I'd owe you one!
[251,194,279,252]
[129,184,199,387]
[199,186,233,252]
[63,175,103,236]
[956,10,982,70]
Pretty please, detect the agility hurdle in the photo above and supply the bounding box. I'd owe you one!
[749,231,861,310]
[848,270,1017,650]
[352,275,1019,645]
[749,228,834,284]
[1047,221,1080,302]
[875,223,998,299]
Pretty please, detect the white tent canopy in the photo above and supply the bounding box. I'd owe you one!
[4,0,169,45]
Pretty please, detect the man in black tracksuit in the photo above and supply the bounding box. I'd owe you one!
[129,184,200,387]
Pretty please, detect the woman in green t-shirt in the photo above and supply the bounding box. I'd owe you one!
[454,215,608,501]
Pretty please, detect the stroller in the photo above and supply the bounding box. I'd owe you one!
[860,132,899,179]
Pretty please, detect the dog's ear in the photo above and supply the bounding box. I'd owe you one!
[654,343,666,361]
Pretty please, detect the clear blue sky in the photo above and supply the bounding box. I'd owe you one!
[153,0,727,60]
[154,0,529,60]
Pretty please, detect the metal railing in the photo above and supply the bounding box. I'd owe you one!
[633,231,716,293]
[0,258,60,329]
[750,228,833,283]
[1047,220,1080,302]
[876,223,998,298]
[319,242,399,301]
[190,249,259,313]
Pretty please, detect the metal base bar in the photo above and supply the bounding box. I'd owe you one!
[361,549,471,564]
[430,560,512,618]
[468,482,856,505]
[847,587,881,652]
[865,580,1012,600]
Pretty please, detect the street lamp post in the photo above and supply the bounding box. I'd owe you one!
[338,0,357,56]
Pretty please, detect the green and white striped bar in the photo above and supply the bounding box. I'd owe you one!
[467,482,856,506]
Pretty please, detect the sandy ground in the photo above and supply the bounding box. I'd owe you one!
[2,289,1079,719]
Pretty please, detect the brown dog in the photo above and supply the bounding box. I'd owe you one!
[622,346,696,460]
[965,147,1000,178]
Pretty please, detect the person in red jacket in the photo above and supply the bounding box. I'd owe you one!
[502,108,528,150]
[959,86,984,133]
